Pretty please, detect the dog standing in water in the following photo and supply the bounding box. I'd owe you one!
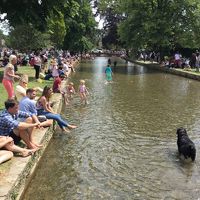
[176,128,196,162]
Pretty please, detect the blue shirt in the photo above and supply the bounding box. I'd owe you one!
[0,109,31,136]
[19,97,37,115]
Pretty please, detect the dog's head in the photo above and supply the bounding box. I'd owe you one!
[176,127,188,138]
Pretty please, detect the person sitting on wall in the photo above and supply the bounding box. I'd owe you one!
[19,88,52,128]
[36,86,77,133]
[53,74,66,93]
[0,135,35,160]
[0,99,41,150]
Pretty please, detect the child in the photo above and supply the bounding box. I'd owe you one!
[63,82,76,104]
[105,64,113,82]
[79,80,89,105]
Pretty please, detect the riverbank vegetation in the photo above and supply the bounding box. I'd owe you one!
[1,1,200,57]
[96,0,200,57]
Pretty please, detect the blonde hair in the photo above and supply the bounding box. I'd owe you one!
[19,74,29,84]
[9,55,17,63]
[80,80,85,84]
[69,82,74,86]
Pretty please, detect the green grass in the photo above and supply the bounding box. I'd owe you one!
[0,66,53,110]
[174,68,200,75]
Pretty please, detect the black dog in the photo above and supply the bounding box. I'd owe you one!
[176,128,196,162]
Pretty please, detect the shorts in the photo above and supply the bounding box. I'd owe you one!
[9,130,21,144]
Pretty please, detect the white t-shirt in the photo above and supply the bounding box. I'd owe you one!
[175,53,181,60]
[63,63,69,73]
[15,85,26,101]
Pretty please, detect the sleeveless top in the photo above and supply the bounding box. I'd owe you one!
[36,96,47,110]
[79,85,86,93]
[3,63,14,81]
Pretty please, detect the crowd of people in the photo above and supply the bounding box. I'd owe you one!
[138,50,200,71]
[0,49,85,165]
[161,51,200,71]
[0,50,123,166]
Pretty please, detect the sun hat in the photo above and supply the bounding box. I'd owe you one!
[19,74,29,84]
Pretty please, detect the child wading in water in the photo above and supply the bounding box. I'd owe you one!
[79,80,89,105]
[63,82,76,104]
[105,64,113,83]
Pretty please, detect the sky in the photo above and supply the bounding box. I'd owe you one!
[0,14,9,35]
[95,15,104,29]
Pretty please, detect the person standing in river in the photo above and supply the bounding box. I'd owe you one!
[105,64,113,83]
[108,58,111,65]
[79,80,89,105]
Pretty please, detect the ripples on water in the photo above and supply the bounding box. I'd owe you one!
[23,58,200,200]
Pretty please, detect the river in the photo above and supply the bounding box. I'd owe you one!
[23,57,200,200]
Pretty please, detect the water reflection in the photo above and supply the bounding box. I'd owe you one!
[23,57,200,200]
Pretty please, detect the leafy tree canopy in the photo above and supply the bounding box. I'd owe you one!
[118,0,200,52]
[63,0,97,52]
[7,24,51,51]
[0,0,97,51]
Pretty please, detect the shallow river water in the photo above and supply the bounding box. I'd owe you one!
[23,57,200,200]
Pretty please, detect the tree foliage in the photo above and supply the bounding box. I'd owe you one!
[0,0,97,51]
[63,0,97,52]
[47,9,66,49]
[7,24,51,51]
[96,0,200,53]
[118,0,200,52]
[95,0,123,49]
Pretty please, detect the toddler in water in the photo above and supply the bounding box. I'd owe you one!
[63,82,76,104]
[79,79,89,105]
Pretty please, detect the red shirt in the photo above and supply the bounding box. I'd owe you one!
[53,77,61,93]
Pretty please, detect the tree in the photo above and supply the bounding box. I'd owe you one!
[47,9,66,49]
[63,0,97,52]
[0,0,97,51]
[95,0,124,49]
[118,0,200,56]
[8,24,51,51]
[0,0,69,31]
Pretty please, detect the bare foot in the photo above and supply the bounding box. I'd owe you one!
[65,101,69,105]
[21,149,37,157]
[28,142,39,149]
[62,127,70,133]
[68,125,77,129]
[33,143,43,148]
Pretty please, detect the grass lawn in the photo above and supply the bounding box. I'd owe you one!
[0,66,54,110]
[174,68,200,76]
